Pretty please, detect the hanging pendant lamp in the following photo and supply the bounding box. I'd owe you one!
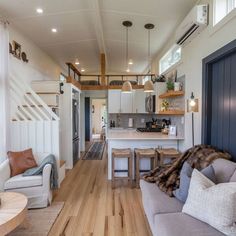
[122,20,133,93]
[144,23,155,93]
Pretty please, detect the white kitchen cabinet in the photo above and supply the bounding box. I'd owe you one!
[108,90,121,113]
[120,92,133,113]
[133,90,147,113]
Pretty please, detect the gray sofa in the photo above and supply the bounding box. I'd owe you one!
[140,158,236,236]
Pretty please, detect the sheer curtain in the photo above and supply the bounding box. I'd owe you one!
[0,20,10,163]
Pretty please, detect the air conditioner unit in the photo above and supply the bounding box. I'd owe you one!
[175,4,208,46]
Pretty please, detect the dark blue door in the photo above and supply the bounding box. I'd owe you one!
[208,52,236,158]
[85,97,90,141]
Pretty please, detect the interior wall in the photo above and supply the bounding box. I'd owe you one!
[92,99,106,135]
[151,0,236,151]
[9,25,62,84]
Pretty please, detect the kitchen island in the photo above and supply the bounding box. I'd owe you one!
[106,129,184,180]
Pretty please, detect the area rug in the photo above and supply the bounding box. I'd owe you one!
[82,141,105,160]
[8,202,64,236]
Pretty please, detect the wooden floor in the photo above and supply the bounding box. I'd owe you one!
[49,144,152,236]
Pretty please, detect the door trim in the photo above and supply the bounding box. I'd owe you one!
[202,39,236,144]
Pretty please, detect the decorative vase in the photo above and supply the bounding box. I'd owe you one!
[174,82,180,91]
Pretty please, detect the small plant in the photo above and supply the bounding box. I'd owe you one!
[166,81,174,91]
[161,99,169,111]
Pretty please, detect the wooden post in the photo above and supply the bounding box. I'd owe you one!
[101,53,106,85]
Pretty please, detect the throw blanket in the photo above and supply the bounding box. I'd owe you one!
[23,154,58,189]
[143,145,231,196]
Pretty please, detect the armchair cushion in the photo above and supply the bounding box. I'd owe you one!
[4,174,42,190]
[7,148,38,177]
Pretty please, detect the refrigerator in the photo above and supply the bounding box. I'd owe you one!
[72,98,80,165]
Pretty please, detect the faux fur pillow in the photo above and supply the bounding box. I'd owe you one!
[182,169,236,236]
[7,148,38,177]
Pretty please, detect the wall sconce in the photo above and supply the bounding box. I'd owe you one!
[187,92,199,146]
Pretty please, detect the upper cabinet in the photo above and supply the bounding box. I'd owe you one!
[120,92,133,113]
[108,90,133,113]
[133,90,147,114]
[108,90,121,113]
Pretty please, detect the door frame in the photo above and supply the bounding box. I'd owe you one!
[202,39,236,144]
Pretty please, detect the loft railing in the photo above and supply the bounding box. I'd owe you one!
[79,74,155,86]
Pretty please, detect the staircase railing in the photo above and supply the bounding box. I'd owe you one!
[9,74,59,121]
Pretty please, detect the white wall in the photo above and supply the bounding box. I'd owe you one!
[9,26,62,83]
[151,0,236,150]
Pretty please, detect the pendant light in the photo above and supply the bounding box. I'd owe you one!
[144,23,155,93]
[122,20,133,93]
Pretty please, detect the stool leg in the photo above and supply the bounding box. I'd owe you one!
[112,156,115,189]
[153,155,157,169]
[136,154,140,188]
[128,155,132,188]
[160,152,164,167]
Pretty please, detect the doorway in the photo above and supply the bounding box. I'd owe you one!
[202,39,236,161]
[91,99,107,141]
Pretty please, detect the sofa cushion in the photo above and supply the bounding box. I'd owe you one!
[140,179,183,230]
[4,174,43,190]
[7,148,38,177]
[183,170,236,236]
[212,158,236,183]
[154,212,224,236]
[229,170,236,182]
[174,162,216,203]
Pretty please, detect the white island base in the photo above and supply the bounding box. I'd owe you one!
[107,130,184,180]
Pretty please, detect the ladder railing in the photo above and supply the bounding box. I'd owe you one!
[10,74,60,121]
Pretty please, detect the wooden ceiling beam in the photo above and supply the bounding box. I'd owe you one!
[101,53,106,85]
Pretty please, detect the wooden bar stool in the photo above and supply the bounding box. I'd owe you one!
[112,148,132,189]
[156,148,181,167]
[134,148,157,188]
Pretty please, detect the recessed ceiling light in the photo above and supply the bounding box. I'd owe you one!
[75,59,80,65]
[51,28,57,33]
[36,8,43,14]
[81,68,85,72]
[128,59,133,65]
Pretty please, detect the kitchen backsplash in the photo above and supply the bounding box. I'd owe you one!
[108,114,184,137]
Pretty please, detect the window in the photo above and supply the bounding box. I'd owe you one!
[214,0,236,25]
[159,45,181,74]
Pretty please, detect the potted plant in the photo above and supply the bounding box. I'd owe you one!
[166,81,174,92]
[161,99,169,111]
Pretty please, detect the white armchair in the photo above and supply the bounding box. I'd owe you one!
[0,153,52,209]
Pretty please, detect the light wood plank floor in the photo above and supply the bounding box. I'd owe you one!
[49,144,152,236]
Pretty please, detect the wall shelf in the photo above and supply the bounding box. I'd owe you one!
[159,91,184,99]
[158,110,185,115]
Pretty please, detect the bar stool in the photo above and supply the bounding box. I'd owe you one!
[156,148,181,167]
[112,148,132,189]
[134,148,157,188]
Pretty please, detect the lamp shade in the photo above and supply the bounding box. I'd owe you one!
[187,98,199,112]
[122,81,132,93]
[144,80,154,93]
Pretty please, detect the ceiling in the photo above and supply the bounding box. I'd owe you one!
[0,0,197,74]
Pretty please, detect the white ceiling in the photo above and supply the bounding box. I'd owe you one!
[0,0,197,74]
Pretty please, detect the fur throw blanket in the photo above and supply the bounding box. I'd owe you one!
[142,145,231,196]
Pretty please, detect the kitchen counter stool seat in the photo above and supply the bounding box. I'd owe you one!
[156,148,181,167]
[112,148,132,189]
[134,148,157,188]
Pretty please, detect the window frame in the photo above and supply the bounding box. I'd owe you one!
[159,44,182,75]
[213,0,236,26]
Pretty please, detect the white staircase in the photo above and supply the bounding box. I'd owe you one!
[9,75,65,186]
